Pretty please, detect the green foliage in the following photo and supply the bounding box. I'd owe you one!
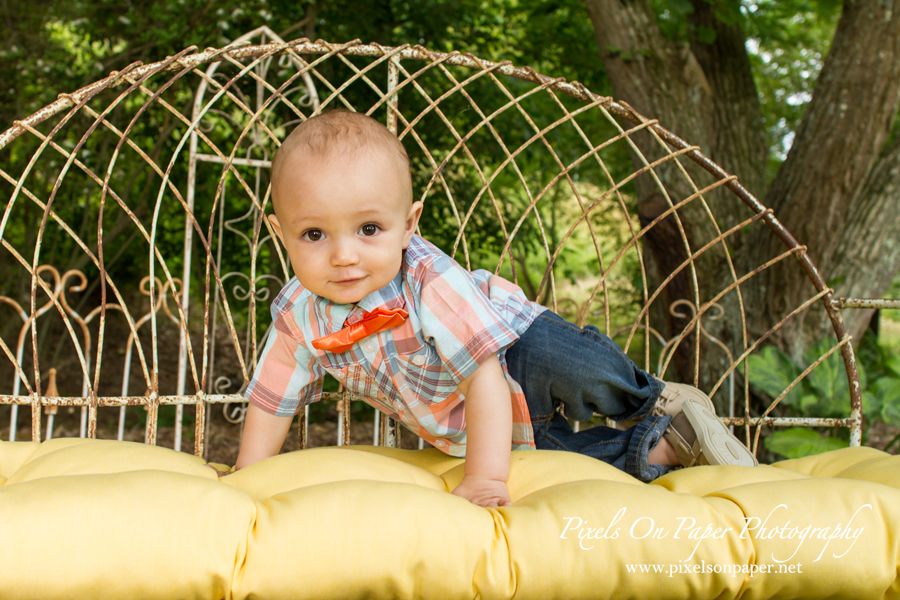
[855,331,900,428]
[765,427,847,459]
[749,331,900,458]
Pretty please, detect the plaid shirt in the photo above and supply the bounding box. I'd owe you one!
[245,235,546,457]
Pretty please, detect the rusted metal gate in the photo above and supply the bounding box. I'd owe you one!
[1,35,897,459]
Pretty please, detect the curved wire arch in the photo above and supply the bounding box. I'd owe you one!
[0,38,865,459]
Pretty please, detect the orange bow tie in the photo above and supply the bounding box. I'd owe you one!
[311,307,408,353]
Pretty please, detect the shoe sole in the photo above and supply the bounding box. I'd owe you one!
[682,398,759,467]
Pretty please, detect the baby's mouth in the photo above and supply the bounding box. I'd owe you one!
[333,277,364,286]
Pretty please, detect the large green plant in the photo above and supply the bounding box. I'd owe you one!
[749,332,900,458]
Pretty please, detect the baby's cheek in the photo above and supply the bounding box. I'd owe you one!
[382,245,404,273]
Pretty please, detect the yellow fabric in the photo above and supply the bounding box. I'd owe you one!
[771,445,890,478]
[220,446,446,501]
[4,438,216,485]
[0,439,39,479]
[0,439,254,600]
[1,440,898,600]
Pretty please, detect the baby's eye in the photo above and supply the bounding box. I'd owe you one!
[301,229,324,242]
[360,223,380,236]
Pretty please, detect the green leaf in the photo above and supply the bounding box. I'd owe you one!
[765,427,849,460]
[530,1,562,17]
[815,0,842,23]
[803,340,849,405]
[862,390,882,422]
[696,25,717,44]
[668,0,694,15]
[875,378,900,427]
[799,394,820,413]
[885,356,900,378]
[813,394,852,418]
[882,401,900,428]
[713,3,742,27]
[748,345,802,405]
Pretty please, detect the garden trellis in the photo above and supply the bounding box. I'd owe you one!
[2,31,895,460]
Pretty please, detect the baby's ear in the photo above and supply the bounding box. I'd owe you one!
[268,213,285,245]
[403,201,424,247]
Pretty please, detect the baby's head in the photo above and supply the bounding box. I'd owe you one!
[269,110,423,305]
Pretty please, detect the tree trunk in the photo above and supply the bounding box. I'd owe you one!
[585,0,766,388]
[585,0,900,383]
[750,0,900,354]
[822,131,900,339]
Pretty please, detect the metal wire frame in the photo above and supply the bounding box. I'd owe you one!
[1,37,896,459]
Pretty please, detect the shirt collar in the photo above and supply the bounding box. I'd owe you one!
[347,270,406,324]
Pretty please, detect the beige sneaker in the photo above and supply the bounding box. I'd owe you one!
[615,381,715,430]
[664,398,758,467]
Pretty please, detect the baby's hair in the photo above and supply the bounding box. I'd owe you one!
[271,110,412,205]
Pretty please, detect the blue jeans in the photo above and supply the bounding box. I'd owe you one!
[505,311,674,482]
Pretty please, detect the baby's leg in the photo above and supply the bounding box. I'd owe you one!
[522,403,676,481]
[505,311,757,478]
[505,310,675,481]
[505,310,661,423]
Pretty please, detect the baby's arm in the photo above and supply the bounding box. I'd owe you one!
[234,403,294,470]
[452,353,512,508]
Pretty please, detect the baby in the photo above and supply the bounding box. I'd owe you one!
[227,110,757,507]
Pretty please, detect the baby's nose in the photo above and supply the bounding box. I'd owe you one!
[330,240,360,266]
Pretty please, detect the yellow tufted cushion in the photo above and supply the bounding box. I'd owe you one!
[0,440,898,600]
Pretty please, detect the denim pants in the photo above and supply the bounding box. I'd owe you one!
[505,310,674,481]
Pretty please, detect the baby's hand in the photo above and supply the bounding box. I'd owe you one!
[451,474,512,508]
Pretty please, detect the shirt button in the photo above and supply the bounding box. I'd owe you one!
[412,354,426,366]
[336,372,346,379]
[393,399,403,410]
[433,439,447,448]
[364,342,376,353]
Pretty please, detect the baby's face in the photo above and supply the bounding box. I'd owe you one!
[269,149,422,305]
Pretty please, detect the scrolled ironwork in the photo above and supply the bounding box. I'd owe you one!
[2,33,884,461]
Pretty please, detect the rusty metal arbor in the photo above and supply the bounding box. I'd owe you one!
[0,37,887,459]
